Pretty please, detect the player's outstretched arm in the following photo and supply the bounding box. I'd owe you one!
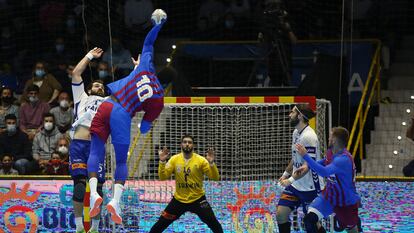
[296,144,340,177]
[72,47,103,83]
[158,147,174,180]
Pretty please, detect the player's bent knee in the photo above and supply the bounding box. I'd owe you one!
[73,178,86,202]
[276,207,291,223]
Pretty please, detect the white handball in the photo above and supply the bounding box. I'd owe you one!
[151,9,167,25]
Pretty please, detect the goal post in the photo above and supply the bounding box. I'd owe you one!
[103,96,331,232]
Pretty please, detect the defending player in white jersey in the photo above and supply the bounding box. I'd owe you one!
[276,104,325,233]
[69,47,108,233]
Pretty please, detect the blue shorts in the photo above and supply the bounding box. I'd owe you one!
[278,185,318,212]
[69,139,105,182]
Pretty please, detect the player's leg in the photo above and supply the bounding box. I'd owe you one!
[149,197,187,233]
[191,196,223,233]
[106,101,132,224]
[333,203,360,233]
[304,196,333,233]
[300,190,326,233]
[69,139,91,233]
[277,186,300,233]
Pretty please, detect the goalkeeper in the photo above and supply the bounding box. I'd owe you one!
[87,9,166,224]
[149,135,223,233]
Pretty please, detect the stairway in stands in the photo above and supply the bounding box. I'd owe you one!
[364,35,414,176]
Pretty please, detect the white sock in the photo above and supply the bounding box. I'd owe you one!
[90,219,100,231]
[113,183,124,202]
[89,177,98,195]
[75,217,84,231]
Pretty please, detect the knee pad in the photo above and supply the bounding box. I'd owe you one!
[73,177,86,203]
[304,212,319,232]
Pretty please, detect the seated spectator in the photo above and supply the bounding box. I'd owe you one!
[0,87,19,133]
[102,38,133,78]
[56,136,70,162]
[19,85,50,140]
[0,114,33,175]
[50,91,73,134]
[96,61,113,86]
[228,0,251,18]
[43,151,69,175]
[0,63,18,91]
[32,113,63,173]
[0,154,19,175]
[21,61,62,105]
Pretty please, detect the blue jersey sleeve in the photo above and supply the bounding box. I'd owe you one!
[138,23,164,73]
[303,154,348,177]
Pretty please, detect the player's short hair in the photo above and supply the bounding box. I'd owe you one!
[26,84,40,93]
[294,104,316,123]
[331,126,349,147]
[181,134,194,143]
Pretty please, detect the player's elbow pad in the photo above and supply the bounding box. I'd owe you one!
[140,120,152,134]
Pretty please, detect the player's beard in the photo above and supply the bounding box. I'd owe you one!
[289,116,299,127]
[90,90,105,97]
[182,146,193,154]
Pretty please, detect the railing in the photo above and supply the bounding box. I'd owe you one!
[347,40,381,161]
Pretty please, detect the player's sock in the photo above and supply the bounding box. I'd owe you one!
[90,219,100,231]
[89,177,98,195]
[113,183,124,202]
[278,222,291,233]
[75,217,84,231]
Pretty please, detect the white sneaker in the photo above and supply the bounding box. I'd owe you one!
[106,199,122,224]
[89,192,103,218]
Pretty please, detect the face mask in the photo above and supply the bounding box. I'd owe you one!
[59,100,69,108]
[1,96,13,105]
[44,122,54,131]
[55,44,65,52]
[58,146,68,155]
[35,69,46,77]
[98,70,108,79]
[225,20,235,29]
[29,96,38,103]
[6,124,16,134]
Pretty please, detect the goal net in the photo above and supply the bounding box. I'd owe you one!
[100,96,331,232]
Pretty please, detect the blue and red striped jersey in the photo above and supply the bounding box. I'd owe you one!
[303,149,360,206]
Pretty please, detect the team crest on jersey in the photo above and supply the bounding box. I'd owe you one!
[176,165,182,173]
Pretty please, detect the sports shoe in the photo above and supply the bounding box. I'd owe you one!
[87,230,99,233]
[89,192,103,218]
[106,199,122,224]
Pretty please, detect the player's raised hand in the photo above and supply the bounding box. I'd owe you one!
[295,144,307,156]
[89,47,104,59]
[131,54,141,69]
[206,148,215,164]
[158,146,170,162]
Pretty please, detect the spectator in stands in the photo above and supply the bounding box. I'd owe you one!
[44,151,69,175]
[193,17,214,40]
[96,61,113,86]
[38,0,66,34]
[228,0,251,18]
[124,0,153,32]
[50,91,73,134]
[0,26,16,63]
[64,14,83,52]
[21,61,62,105]
[0,114,33,175]
[0,87,19,133]
[198,0,226,28]
[102,38,133,78]
[56,136,70,162]
[404,115,414,177]
[32,113,63,173]
[0,154,19,175]
[219,12,240,40]
[19,85,50,140]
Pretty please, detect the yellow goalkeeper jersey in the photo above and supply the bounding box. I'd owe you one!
[158,152,220,203]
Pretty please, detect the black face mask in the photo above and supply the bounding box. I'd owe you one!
[1,96,13,105]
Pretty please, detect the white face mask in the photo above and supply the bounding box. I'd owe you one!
[59,100,69,108]
[44,122,54,131]
[29,96,38,103]
[58,146,68,154]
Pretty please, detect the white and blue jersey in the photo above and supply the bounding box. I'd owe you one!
[291,125,325,192]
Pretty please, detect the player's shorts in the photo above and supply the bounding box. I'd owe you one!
[90,98,131,144]
[69,139,105,182]
[278,185,318,212]
[309,196,359,230]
